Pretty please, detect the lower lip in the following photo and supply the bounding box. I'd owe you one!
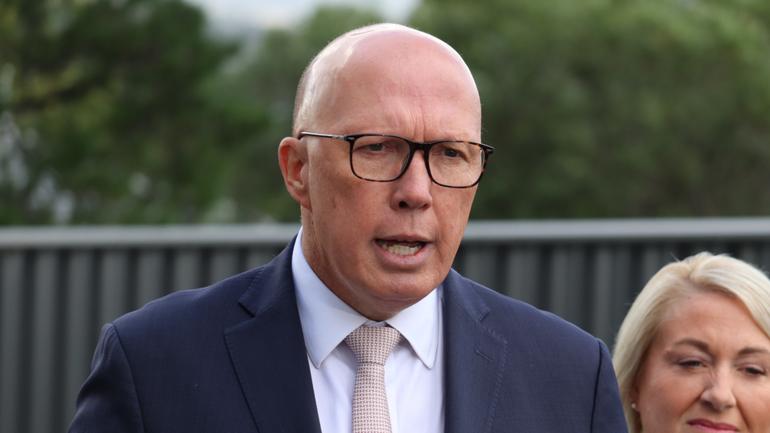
[687,421,738,432]
[374,240,430,268]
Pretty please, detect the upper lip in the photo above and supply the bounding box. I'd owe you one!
[687,419,739,431]
[377,234,431,243]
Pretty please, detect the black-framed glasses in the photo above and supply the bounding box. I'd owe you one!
[298,132,494,188]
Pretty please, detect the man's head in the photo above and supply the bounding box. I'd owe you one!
[278,23,485,320]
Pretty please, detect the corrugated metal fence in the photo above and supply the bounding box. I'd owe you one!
[3,218,770,433]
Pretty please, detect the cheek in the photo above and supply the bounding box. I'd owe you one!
[313,180,381,238]
[437,190,474,231]
[638,370,701,431]
[309,160,355,213]
[740,385,770,430]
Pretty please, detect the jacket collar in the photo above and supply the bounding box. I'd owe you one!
[225,238,508,433]
[225,238,323,433]
[443,270,509,433]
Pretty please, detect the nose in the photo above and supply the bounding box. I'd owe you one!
[391,150,433,210]
[700,369,737,412]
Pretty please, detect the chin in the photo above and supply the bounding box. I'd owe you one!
[384,284,436,305]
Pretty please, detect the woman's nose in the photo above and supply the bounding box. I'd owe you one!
[700,370,737,412]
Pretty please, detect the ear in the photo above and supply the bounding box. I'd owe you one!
[278,136,311,210]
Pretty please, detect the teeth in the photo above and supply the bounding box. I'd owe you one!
[378,240,422,256]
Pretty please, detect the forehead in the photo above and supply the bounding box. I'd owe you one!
[653,290,770,349]
[317,27,472,79]
[661,290,741,321]
[305,29,481,139]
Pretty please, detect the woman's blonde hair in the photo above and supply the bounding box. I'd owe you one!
[612,252,770,433]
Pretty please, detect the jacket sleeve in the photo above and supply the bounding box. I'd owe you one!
[68,323,145,433]
[591,339,628,433]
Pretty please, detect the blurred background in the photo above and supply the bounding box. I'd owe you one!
[4,0,770,226]
[4,0,770,432]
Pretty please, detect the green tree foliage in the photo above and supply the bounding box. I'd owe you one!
[0,0,263,224]
[4,0,770,224]
[214,6,383,222]
[411,0,770,218]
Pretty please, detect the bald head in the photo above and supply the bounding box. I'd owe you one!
[292,23,481,138]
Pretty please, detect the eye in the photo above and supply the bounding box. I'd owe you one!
[442,148,459,158]
[353,137,402,154]
[741,365,767,376]
[678,359,706,369]
[432,142,472,162]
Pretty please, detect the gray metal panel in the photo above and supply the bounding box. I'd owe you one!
[503,245,540,305]
[209,248,239,283]
[738,243,761,266]
[29,250,58,433]
[463,218,770,241]
[762,243,770,270]
[601,246,633,346]
[640,244,669,287]
[0,251,24,433]
[3,220,770,433]
[691,241,727,256]
[98,250,130,326]
[591,245,617,345]
[136,249,165,307]
[245,248,279,269]
[0,224,300,248]
[62,250,96,431]
[459,244,497,289]
[172,249,201,292]
[548,245,587,328]
[4,218,770,248]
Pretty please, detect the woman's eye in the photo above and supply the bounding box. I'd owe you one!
[678,359,705,368]
[742,366,767,376]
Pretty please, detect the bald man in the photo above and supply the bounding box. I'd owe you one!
[69,24,627,433]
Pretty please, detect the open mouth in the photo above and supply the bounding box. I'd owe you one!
[376,239,425,256]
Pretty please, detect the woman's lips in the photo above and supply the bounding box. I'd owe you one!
[687,419,739,432]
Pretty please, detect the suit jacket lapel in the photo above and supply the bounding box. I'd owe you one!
[224,240,322,433]
[443,271,508,433]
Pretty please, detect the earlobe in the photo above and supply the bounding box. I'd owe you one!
[278,137,311,210]
[630,382,640,411]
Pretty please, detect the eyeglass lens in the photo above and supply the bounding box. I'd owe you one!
[350,135,484,187]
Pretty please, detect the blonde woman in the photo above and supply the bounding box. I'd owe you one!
[613,252,770,433]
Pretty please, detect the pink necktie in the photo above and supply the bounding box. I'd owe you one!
[344,325,402,433]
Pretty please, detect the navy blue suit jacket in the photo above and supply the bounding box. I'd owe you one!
[70,239,627,433]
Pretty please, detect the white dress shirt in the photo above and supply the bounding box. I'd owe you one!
[292,228,445,433]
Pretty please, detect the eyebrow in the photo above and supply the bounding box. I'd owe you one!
[738,347,770,357]
[673,338,710,352]
[672,338,770,357]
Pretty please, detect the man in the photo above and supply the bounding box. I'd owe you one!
[70,24,627,433]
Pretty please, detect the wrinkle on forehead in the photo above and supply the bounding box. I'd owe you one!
[295,24,480,135]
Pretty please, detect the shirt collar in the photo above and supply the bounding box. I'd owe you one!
[292,227,440,369]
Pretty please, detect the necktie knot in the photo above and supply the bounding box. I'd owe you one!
[345,325,401,366]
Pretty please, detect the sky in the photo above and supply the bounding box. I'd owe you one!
[184,0,420,37]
